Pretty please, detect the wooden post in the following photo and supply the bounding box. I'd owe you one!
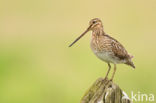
[81,78,132,103]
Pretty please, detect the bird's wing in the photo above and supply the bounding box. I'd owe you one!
[105,35,130,59]
[111,40,129,59]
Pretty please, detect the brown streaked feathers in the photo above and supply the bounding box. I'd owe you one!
[69,18,135,81]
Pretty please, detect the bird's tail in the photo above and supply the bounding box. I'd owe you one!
[125,60,135,69]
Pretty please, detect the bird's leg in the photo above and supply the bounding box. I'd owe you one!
[104,63,111,80]
[110,64,116,81]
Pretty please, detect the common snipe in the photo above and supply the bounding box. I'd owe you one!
[69,18,135,81]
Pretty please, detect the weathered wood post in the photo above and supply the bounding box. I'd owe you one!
[81,78,132,103]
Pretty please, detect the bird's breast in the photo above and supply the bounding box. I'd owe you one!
[90,35,111,53]
[90,36,110,61]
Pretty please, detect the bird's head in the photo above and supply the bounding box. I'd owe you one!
[89,18,103,30]
[69,18,103,47]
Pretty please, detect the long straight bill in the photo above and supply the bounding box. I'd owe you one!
[68,25,91,47]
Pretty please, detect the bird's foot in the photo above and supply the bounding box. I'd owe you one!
[110,79,113,81]
[104,77,108,81]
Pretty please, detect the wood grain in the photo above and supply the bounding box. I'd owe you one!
[81,78,132,103]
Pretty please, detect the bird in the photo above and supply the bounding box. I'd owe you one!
[69,18,135,81]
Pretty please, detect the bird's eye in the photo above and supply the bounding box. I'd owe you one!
[92,21,96,24]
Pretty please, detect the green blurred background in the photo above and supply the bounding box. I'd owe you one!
[0,0,156,103]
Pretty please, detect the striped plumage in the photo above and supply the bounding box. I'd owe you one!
[91,29,135,68]
[69,18,135,81]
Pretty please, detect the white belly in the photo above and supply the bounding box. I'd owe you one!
[93,51,125,64]
[90,38,126,64]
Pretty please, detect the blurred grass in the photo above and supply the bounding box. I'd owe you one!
[0,0,156,103]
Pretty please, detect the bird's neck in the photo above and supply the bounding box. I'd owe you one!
[92,27,105,37]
